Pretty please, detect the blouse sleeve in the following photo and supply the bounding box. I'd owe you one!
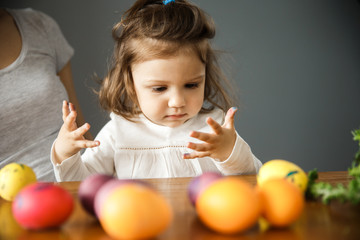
[51,121,116,182]
[212,132,262,175]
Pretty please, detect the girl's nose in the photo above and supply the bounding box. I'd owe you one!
[168,91,185,108]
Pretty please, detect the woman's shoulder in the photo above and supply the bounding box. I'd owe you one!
[9,8,61,36]
[8,8,51,24]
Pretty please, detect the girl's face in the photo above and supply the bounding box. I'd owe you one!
[132,50,205,127]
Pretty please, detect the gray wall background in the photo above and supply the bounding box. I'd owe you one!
[2,0,360,172]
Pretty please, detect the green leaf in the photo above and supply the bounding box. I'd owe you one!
[305,128,360,205]
[305,169,318,200]
[352,129,360,145]
[352,129,360,163]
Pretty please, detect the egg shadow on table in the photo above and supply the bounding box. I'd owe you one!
[258,227,301,240]
[16,227,70,240]
[189,217,259,240]
[190,216,303,240]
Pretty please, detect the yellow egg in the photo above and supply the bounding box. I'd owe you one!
[0,163,37,201]
[0,201,24,239]
[257,159,308,192]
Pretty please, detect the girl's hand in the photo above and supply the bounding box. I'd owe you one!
[53,101,100,164]
[184,107,238,162]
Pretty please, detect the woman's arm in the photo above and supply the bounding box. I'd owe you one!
[57,61,93,140]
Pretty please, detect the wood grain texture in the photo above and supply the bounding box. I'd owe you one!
[1,171,359,240]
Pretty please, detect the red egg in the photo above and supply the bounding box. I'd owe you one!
[78,174,113,216]
[12,183,74,230]
[188,172,223,206]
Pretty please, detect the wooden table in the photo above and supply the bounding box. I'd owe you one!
[1,171,359,240]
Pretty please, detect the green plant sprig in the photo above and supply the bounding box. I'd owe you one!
[306,128,360,205]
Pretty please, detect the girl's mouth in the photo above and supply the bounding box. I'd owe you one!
[166,114,187,120]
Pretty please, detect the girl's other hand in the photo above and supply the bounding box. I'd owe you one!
[53,100,100,164]
[184,107,237,162]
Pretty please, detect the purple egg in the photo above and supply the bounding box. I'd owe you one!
[188,172,223,206]
[78,174,114,216]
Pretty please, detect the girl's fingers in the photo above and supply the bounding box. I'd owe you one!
[62,101,77,123]
[206,117,222,135]
[183,151,209,159]
[62,100,70,121]
[187,142,213,152]
[189,131,215,143]
[72,123,90,139]
[76,139,100,149]
[64,110,77,130]
[69,102,76,112]
[223,107,237,128]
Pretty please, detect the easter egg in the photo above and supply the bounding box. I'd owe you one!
[78,174,113,216]
[94,178,149,218]
[0,201,24,239]
[99,183,172,239]
[188,172,223,206]
[257,178,304,227]
[0,163,37,201]
[12,183,74,229]
[257,159,308,192]
[196,177,261,234]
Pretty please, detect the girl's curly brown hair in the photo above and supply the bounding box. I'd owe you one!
[98,0,235,121]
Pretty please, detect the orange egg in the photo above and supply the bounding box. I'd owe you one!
[258,178,304,227]
[196,177,261,234]
[99,184,172,239]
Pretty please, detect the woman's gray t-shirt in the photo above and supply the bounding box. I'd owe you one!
[0,8,74,181]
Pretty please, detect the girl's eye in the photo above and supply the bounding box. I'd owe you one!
[152,86,167,92]
[185,83,199,89]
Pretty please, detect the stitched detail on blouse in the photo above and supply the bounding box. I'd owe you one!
[117,145,188,150]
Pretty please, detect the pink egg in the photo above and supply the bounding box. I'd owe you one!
[12,183,74,229]
[78,174,113,216]
[188,172,223,206]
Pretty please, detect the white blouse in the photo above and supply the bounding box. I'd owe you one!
[51,108,262,181]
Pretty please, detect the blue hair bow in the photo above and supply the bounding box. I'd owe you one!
[163,0,175,5]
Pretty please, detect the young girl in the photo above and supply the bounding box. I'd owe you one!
[51,0,262,181]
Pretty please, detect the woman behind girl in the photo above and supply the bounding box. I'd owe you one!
[0,8,90,181]
[51,0,262,181]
